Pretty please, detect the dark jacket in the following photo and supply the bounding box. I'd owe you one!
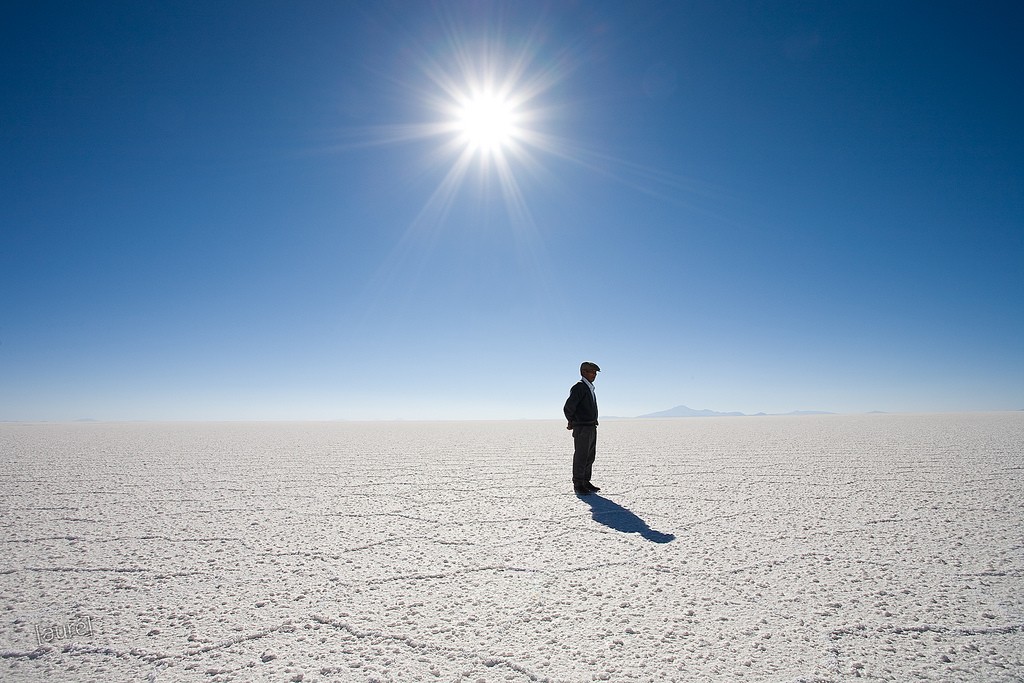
[563,380,599,427]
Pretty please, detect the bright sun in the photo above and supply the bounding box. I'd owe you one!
[456,92,519,153]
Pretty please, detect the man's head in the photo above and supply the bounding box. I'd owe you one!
[580,361,600,382]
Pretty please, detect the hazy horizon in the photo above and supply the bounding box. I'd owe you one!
[3,1,1022,421]
[5,409,1023,425]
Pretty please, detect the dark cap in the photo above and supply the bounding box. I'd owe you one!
[580,361,601,373]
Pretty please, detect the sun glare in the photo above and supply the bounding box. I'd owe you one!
[352,23,584,236]
[456,92,519,153]
[347,13,714,310]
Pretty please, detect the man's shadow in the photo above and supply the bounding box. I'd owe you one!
[577,494,675,543]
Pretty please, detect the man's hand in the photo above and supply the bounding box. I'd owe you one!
[566,423,573,430]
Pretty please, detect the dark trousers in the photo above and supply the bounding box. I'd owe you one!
[572,425,597,483]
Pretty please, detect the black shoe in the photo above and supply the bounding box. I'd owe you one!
[586,482,601,492]
[574,485,592,495]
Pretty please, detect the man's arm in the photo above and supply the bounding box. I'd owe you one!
[563,383,582,429]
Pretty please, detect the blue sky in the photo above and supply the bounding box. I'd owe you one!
[2,1,1022,420]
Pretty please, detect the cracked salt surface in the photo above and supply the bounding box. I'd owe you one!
[1,413,1022,682]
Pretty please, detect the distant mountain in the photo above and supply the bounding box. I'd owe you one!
[635,405,834,418]
[637,405,745,418]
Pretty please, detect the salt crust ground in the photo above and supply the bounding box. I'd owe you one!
[1,413,1022,682]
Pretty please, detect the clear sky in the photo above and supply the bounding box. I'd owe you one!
[2,1,1022,421]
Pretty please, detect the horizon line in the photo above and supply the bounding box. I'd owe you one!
[3,409,1023,425]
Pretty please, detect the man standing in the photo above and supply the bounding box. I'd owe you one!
[564,361,601,495]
